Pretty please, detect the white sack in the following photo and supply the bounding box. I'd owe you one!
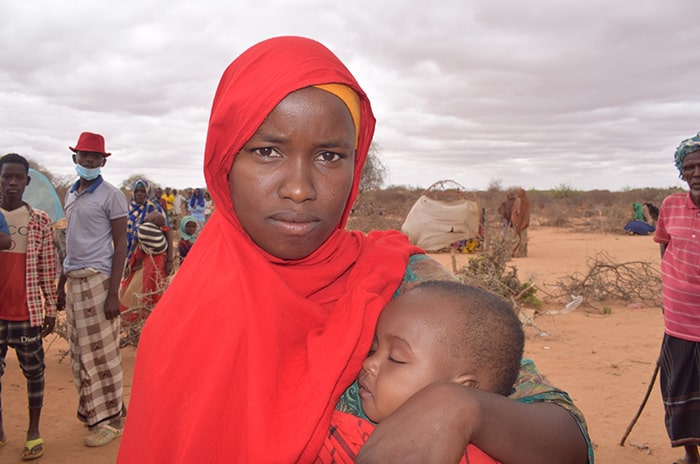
[401,196,481,251]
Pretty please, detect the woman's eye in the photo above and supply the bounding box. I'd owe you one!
[317,151,345,163]
[255,147,275,157]
[388,356,406,365]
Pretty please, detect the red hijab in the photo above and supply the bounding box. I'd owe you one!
[118,37,422,463]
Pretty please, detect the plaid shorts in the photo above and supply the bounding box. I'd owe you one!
[0,319,45,409]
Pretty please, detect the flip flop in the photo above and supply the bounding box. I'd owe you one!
[0,437,6,448]
[21,437,45,461]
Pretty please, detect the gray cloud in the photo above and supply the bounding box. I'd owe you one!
[2,0,698,192]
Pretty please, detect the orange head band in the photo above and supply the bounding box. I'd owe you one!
[313,83,361,146]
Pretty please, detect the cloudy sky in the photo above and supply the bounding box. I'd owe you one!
[2,0,699,192]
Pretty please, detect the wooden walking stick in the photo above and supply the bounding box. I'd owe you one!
[619,353,661,446]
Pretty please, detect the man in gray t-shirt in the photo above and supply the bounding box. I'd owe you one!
[56,132,128,448]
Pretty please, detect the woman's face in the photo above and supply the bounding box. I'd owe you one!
[133,185,147,205]
[229,86,356,260]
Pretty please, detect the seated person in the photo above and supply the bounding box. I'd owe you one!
[319,280,524,464]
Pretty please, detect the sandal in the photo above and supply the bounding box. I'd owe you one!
[84,424,122,447]
[22,438,45,461]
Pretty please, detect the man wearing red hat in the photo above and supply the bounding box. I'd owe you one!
[56,132,128,447]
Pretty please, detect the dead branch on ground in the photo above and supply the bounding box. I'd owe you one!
[553,251,661,310]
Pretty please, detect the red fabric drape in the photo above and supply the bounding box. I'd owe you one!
[117,36,422,463]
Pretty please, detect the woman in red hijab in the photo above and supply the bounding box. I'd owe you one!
[118,37,592,464]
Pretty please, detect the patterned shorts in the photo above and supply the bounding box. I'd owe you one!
[0,319,45,408]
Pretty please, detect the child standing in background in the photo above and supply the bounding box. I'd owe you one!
[178,216,198,263]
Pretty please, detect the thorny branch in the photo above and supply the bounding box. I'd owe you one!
[553,251,662,310]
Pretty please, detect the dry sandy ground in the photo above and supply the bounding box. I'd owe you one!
[1,226,679,463]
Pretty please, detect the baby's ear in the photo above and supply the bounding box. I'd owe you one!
[454,373,479,389]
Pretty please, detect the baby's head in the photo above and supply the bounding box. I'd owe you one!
[358,280,524,423]
[144,211,166,228]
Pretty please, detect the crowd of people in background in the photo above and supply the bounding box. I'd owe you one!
[0,132,217,459]
[149,186,214,233]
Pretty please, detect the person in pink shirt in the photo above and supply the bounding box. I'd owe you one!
[654,131,700,464]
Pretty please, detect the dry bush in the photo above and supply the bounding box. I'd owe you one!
[452,234,547,334]
[455,237,524,296]
[551,251,662,311]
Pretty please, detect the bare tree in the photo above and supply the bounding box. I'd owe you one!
[120,174,160,192]
[359,143,388,192]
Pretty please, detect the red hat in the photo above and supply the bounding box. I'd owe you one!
[69,132,111,157]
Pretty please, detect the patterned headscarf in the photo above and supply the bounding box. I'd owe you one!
[674,131,700,178]
[126,179,166,266]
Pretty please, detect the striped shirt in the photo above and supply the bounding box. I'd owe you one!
[654,192,700,342]
[0,204,57,327]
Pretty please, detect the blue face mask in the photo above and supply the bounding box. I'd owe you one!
[75,164,101,181]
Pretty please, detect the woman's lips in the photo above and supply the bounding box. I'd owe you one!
[268,212,320,235]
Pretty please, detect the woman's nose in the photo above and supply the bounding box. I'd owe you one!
[278,157,316,203]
